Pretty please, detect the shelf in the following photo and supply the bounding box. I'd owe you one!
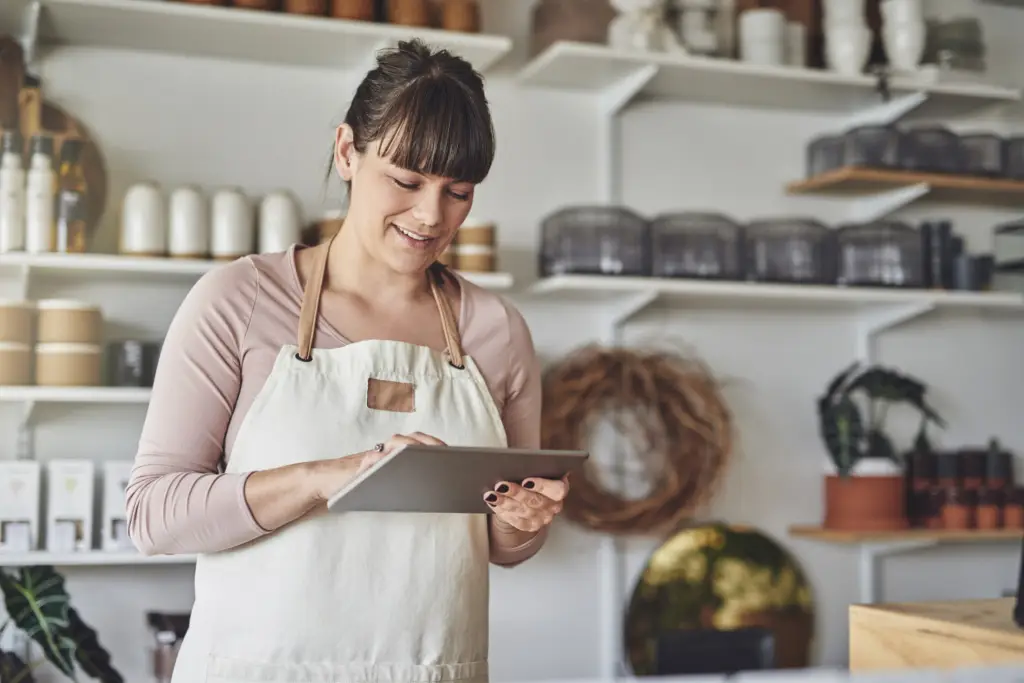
[0,551,197,567]
[517,41,1021,116]
[0,0,512,72]
[787,167,1024,206]
[0,252,514,289]
[528,274,1024,313]
[0,386,152,404]
[789,525,1024,544]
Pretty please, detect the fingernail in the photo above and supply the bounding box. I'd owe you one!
[496,483,509,494]
[523,480,535,489]
[485,493,497,503]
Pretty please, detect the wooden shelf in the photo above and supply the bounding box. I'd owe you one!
[0,0,512,72]
[528,274,1024,313]
[787,167,1024,206]
[789,525,1023,544]
[0,252,514,289]
[0,550,196,567]
[517,41,1021,115]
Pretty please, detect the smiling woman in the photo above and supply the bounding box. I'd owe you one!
[126,39,565,683]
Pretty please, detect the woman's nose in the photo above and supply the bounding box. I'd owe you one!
[411,191,443,229]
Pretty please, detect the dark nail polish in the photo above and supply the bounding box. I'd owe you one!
[524,480,535,489]
[485,493,497,503]
[496,483,509,494]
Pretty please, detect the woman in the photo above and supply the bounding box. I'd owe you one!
[126,39,568,683]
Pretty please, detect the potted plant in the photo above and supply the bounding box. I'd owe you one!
[0,565,123,683]
[816,362,945,531]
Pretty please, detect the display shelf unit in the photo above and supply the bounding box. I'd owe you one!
[517,41,1021,117]
[0,0,512,73]
[790,525,1022,605]
[787,167,1024,207]
[0,550,197,567]
[0,386,151,405]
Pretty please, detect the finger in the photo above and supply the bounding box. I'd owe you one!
[520,476,570,502]
[382,434,424,453]
[494,481,552,511]
[484,491,526,516]
[407,432,447,446]
[486,502,545,532]
[356,452,387,474]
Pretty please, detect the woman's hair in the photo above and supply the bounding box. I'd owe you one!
[340,39,496,185]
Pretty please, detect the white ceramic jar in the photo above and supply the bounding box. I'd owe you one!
[120,181,167,256]
[168,186,210,259]
[211,188,254,260]
[258,191,302,254]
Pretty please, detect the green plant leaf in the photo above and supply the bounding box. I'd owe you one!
[0,567,76,678]
[66,609,123,683]
[822,362,860,404]
[0,649,36,683]
[819,396,864,477]
[867,430,898,462]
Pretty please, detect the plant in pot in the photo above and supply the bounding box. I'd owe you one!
[0,565,123,683]
[816,362,945,531]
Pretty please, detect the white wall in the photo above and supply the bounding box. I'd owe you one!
[3,1,1024,682]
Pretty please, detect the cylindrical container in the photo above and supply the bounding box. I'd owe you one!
[986,441,1013,491]
[739,9,786,66]
[283,0,326,13]
[0,342,32,385]
[387,0,430,26]
[24,134,56,253]
[107,340,149,387]
[168,186,209,259]
[961,449,986,490]
[258,191,302,254]
[233,0,277,8]
[438,246,456,268]
[442,0,479,32]
[457,217,495,246]
[941,487,976,530]
[0,129,26,253]
[0,301,34,343]
[1005,489,1024,529]
[210,188,254,260]
[332,0,374,19]
[936,451,960,489]
[455,245,494,272]
[36,300,102,344]
[976,488,1003,530]
[35,343,102,387]
[120,182,167,256]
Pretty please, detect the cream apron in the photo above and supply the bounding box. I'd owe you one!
[172,235,508,683]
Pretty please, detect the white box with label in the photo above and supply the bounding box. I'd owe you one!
[0,461,41,552]
[101,460,134,551]
[45,459,94,552]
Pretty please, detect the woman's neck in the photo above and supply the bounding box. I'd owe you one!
[324,220,431,304]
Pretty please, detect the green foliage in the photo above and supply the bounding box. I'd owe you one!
[817,362,944,478]
[0,566,123,683]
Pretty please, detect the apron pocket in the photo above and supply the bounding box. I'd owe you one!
[207,656,489,683]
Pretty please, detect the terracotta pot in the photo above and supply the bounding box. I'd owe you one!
[824,475,908,531]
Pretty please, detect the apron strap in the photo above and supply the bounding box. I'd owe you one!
[296,236,465,369]
[295,232,335,362]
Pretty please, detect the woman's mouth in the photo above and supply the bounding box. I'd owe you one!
[391,224,437,250]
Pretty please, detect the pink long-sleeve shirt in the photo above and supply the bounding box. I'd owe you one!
[126,245,545,565]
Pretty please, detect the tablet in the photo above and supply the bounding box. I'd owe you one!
[326,444,589,514]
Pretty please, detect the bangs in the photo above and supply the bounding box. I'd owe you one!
[374,75,495,184]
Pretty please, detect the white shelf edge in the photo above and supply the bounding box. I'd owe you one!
[0,386,152,403]
[528,274,1024,309]
[0,551,197,567]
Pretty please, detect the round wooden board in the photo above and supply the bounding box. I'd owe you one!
[41,102,108,237]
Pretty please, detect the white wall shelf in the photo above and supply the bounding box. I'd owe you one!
[0,386,152,404]
[0,550,197,567]
[0,0,513,73]
[517,41,1021,117]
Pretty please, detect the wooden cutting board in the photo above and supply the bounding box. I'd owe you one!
[0,33,108,236]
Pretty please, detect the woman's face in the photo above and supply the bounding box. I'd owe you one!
[335,124,476,275]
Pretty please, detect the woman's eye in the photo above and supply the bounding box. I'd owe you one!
[449,190,471,201]
[392,178,418,190]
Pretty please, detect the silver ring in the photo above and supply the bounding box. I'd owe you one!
[373,443,385,452]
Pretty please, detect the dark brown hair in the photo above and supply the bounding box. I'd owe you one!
[340,39,495,185]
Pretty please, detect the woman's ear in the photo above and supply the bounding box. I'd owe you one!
[334,124,356,181]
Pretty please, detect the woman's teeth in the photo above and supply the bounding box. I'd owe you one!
[394,225,432,242]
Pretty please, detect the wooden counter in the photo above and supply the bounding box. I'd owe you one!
[850,598,1024,672]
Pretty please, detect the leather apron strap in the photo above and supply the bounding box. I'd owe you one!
[295,237,464,368]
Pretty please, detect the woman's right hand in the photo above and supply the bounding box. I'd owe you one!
[309,432,446,502]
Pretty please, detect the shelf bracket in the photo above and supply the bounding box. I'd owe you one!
[602,291,659,344]
[858,539,938,604]
[598,65,659,206]
[600,65,660,117]
[16,400,36,460]
[15,264,31,301]
[19,0,41,71]
[855,302,934,362]
[846,183,931,224]
[837,91,928,131]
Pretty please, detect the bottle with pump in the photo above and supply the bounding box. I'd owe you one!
[25,133,56,253]
[0,129,26,253]
[55,138,89,253]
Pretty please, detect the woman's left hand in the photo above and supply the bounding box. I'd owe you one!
[484,475,570,533]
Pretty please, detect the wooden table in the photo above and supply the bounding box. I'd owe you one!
[849,598,1024,671]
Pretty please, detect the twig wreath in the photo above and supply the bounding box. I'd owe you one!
[541,345,734,534]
